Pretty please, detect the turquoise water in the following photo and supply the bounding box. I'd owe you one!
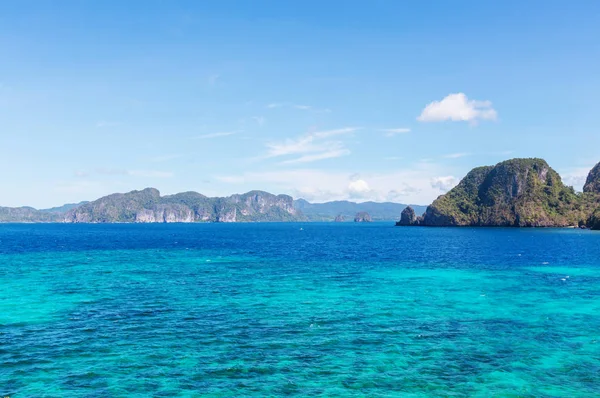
[1,223,600,397]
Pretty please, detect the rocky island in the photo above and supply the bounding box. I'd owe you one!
[354,212,372,222]
[398,158,600,229]
[62,189,303,223]
[396,206,418,226]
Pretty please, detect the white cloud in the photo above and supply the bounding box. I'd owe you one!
[417,93,497,123]
[443,152,470,159]
[263,127,359,164]
[561,166,594,191]
[280,149,351,165]
[430,176,458,192]
[348,179,372,198]
[381,128,411,137]
[265,137,319,158]
[192,131,238,139]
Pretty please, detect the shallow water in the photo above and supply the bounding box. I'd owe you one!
[1,223,600,397]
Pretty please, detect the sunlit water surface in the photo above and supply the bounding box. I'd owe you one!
[1,223,599,397]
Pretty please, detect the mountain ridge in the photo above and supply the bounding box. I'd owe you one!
[63,188,302,223]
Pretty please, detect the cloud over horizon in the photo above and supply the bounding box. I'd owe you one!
[215,161,459,205]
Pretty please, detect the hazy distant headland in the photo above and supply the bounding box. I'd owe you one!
[0,189,424,224]
[398,158,600,230]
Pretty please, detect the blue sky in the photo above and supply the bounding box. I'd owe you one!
[1,0,599,208]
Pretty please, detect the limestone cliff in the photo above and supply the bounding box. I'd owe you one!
[63,188,304,223]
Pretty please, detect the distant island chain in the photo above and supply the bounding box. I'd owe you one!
[1,158,599,229]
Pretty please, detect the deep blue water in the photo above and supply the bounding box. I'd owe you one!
[1,223,600,397]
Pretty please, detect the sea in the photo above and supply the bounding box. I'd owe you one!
[1,223,599,397]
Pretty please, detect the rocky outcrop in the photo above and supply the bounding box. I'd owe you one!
[334,214,345,222]
[401,158,600,228]
[354,212,372,222]
[133,206,195,223]
[396,206,417,226]
[589,209,600,230]
[584,162,600,194]
[62,188,305,223]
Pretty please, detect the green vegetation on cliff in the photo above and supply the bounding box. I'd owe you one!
[423,166,493,226]
[417,158,600,228]
[584,162,600,194]
[63,188,304,223]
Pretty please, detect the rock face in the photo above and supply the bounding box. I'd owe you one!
[589,209,600,230]
[354,212,372,222]
[334,214,345,222]
[62,188,304,223]
[403,158,600,228]
[396,206,417,226]
[584,162,600,194]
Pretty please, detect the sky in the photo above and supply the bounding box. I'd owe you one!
[1,0,600,208]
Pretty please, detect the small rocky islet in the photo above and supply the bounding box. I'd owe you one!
[353,212,373,222]
[334,214,346,222]
[397,158,600,230]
